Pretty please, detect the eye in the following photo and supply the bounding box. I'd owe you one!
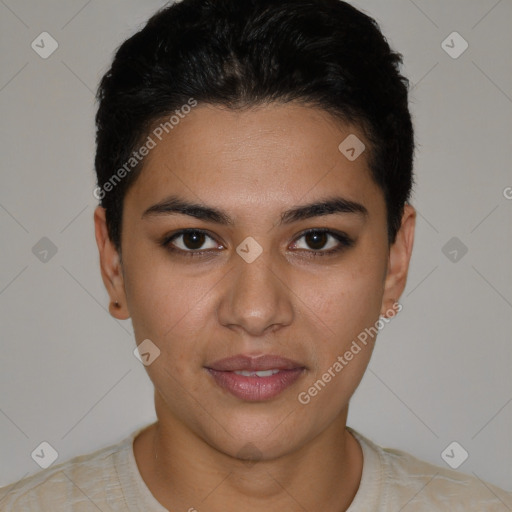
[163,229,221,254]
[290,229,354,256]
[161,228,354,258]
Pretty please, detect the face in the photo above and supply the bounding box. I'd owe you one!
[95,103,415,460]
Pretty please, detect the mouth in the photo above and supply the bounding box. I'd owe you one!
[205,354,306,402]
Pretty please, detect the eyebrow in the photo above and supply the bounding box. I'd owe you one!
[141,195,368,225]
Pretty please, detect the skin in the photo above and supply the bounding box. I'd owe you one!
[94,103,415,511]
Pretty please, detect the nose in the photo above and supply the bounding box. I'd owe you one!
[217,247,294,337]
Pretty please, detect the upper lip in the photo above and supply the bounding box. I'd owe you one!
[205,354,305,372]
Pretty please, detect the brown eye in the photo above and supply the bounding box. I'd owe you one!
[165,230,219,253]
[291,229,354,256]
[304,231,329,250]
[182,231,206,250]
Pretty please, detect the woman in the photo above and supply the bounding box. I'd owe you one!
[2,0,510,509]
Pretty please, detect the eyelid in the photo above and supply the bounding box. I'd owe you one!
[162,229,222,254]
[290,228,354,253]
[161,227,354,256]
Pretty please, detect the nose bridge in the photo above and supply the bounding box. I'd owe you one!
[217,243,293,335]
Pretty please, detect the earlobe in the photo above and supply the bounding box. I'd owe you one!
[380,203,416,317]
[108,299,128,318]
[380,299,400,319]
[94,206,130,320]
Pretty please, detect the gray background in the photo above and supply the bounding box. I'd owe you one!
[1,0,511,492]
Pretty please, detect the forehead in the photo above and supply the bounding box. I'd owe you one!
[124,102,384,220]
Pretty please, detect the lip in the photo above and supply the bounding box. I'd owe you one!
[205,354,306,401]
[206,354,305,372]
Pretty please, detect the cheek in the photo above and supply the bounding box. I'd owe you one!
[294,265,383,418]
[125,261,211,395]
[297,258,385,346]
[123,248,214,347]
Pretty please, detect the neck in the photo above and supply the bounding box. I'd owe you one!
[134,395,363,512]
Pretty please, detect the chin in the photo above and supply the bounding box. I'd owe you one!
[204,410,314,461]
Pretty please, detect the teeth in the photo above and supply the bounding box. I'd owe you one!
[233,369,280,377]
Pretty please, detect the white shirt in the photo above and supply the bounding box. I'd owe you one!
[1,425,510,511]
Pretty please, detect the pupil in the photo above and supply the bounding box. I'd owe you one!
[307,232,327,250]
[184,231,205,249]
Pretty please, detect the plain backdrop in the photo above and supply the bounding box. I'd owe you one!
[0,0,511,492]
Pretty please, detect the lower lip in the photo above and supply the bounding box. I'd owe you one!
[206,368,305,401]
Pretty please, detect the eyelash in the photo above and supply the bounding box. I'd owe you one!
[160,228,354,258]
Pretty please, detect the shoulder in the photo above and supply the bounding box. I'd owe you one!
[379,445,512,510]
[351,429,512,511]
[0,433,135,512]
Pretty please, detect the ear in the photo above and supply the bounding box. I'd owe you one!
[380,203,416,317]
[94,205,130,320]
